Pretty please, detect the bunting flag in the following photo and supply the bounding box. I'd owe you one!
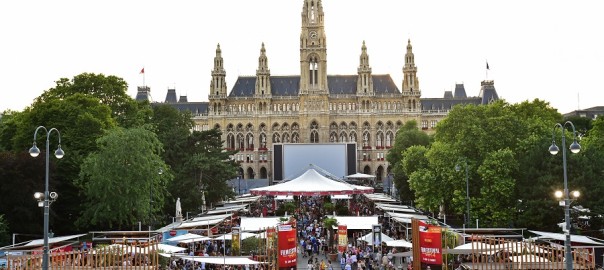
[140,68,145,74]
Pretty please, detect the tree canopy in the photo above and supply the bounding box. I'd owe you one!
[386,120,431,204]
[403,99,576,228]
[77,126,170,230]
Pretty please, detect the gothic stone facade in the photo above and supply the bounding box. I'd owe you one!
[138,0,499,183]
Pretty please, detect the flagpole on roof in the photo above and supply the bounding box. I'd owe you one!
[140,67,146,87]
[485,60,490,80]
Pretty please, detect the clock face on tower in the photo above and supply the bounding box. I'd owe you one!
[309,31,318,39]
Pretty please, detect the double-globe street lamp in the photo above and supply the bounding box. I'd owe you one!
[29,126,64,270]
[549,121,581,270]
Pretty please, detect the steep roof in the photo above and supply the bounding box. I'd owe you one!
[421,97,482,111]
[153,102,208,116]
[478,80,499,104]
[228,74,400,97]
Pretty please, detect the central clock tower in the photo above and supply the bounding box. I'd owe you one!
[300,0,328,95]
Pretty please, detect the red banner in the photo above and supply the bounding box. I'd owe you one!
[278,224,297,268]
[337,225,348,253]
[419,221,442,265]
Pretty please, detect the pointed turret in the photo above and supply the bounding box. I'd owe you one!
[402,39,421,111]
[255,42,272,97]
[210,43,227,97]
[208,43,227,115]
[301,0,324,25]
[357,41,374,95]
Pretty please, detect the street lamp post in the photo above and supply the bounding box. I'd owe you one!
[549,121,581,270]
[455,160,470,226]
[151,168,163,230]
[237,174,241,196]
[29,126,64,270]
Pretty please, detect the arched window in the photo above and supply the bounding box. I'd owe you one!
[237,133,245,149]
[311,130,319,143]
[246,133,254,149]
[329,132,337,142]
[227,133,235,149]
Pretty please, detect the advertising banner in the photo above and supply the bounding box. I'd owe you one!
[337,225,348,253]
[419,221,442,265]
[232,227,241,256]
[372,224,382,247]
[277,224,297,268]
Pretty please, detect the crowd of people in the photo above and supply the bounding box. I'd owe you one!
[161,192,412,270]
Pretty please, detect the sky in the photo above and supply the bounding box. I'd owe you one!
[1,0,603,115]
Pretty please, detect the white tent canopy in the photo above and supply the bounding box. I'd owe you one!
[213,232,261,241]
[24,234,87,247]
[206,205,248,215]
[358,232,395,245]
[191,213,233,222]
[346,173,376,179]
[274,195,294,201]
[363,193,398,202]
[239,217,283,231]
[377,205,419,213]
[181,256,265,265]
[178,217,229,229]
[224,195,261,205]
[385,240,413,248]
[250,168,373,196]
[166,233,212,243]
[529,230,604,245]
[326,216,379,230]
[146,244,187,254]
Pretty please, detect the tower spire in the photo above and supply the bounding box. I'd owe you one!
[208,43,228,115]
[255,42,271,97]
[402,39,421,111]
[210,43,227,97]
[357,40,373,95]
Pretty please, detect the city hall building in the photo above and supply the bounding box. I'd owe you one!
[136,0,499,183]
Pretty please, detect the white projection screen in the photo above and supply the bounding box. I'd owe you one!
[273,143,357,181]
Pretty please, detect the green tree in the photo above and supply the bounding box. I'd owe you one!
[0,110,22,151]
[147,105,194,215]
[0,152,49,237]
[0,214,9,246]
[34,73,147,127]
[570,117,604,237]
[475,149,517,227]
[77,126,171,230]
[407,99,566,228]
[4,94,116,234]
[386,120,431,203]
[170,128,238,214]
